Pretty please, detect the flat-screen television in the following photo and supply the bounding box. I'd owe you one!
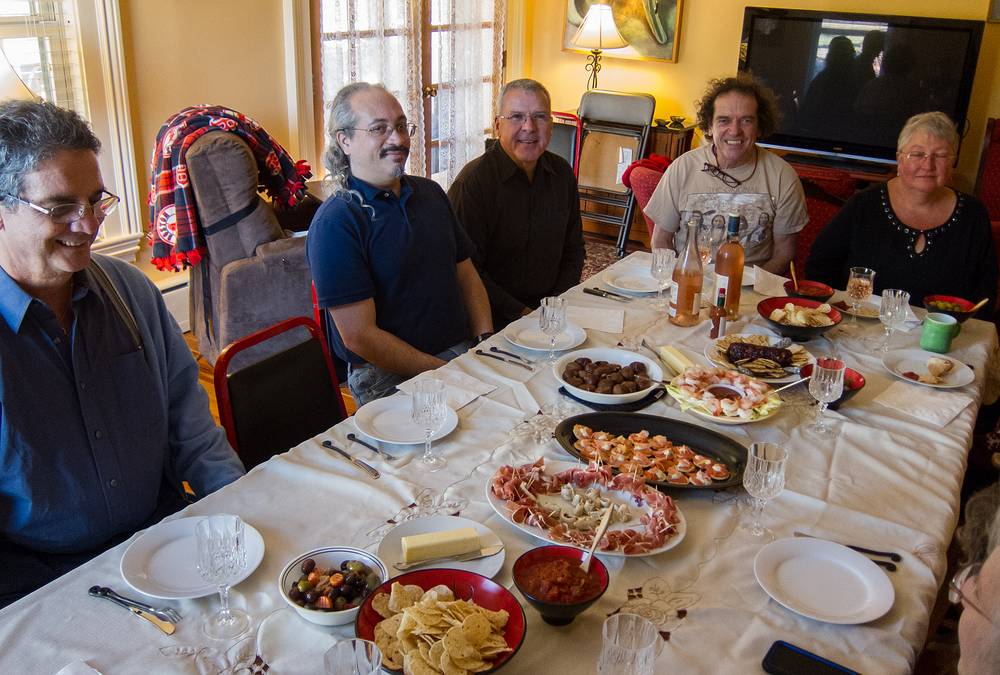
[738,8,984,166]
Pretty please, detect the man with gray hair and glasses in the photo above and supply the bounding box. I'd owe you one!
[0,100,244,607]
[953,482,1000,674]
[448,78,584,330]
[307,83,493,405]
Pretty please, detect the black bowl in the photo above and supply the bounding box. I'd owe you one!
[783,279,835,303]
[512,545,608,626]
[758,296,842,341]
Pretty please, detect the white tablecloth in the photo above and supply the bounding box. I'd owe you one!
[2,252,998,674]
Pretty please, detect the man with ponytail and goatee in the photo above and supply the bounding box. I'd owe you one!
[307,83,493,406]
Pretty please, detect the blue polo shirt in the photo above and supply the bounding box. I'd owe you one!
[307,174,474,365]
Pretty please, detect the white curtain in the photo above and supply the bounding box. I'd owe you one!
[316,0,506,187]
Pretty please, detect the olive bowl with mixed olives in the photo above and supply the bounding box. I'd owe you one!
[278,546,388,626]
[553,347,664,405]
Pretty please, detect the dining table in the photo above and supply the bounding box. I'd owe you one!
[2,251,999,675]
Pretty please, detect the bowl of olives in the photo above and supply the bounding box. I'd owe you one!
[554,347,663,404]
[278,546,387,626]
[923,294,976,323]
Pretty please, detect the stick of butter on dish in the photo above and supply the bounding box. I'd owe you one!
[401,527,481,563]
[658,345,693,375]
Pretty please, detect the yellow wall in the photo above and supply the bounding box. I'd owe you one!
[521,0,1000,190]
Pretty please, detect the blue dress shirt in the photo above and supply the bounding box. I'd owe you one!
[0,255,244,553]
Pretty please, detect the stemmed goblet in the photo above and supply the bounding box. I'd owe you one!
[875,289,910,353]
[742,443,788,539]
[845,267,875,329]
[649,248,677,310]
[412,377,447,472]
[808,357,845,435]
[324,639,382,675]
[196,514,250,640]
[539,296,567,363]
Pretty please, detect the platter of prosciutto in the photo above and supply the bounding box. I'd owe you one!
[487,458,686,557]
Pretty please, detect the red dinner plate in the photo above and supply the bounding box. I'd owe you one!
[355,568,527,672]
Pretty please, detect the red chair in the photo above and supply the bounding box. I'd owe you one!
[975,117,1000,222]
[214,316,347,469]
[626,165,666,240]
[791,165,857,275]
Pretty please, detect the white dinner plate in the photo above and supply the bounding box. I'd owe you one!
[120,516,265,600]
[882,349,975,389]
[754,537,895,624]
[354,395,459,444]
[834,301,880,319]
[503,316,587,352]
[377,515,505,578]
[704,334,816,384]
[603,268,659,294]
[486,460,686,557]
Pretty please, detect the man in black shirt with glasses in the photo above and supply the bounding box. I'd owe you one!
[449,79,584,329]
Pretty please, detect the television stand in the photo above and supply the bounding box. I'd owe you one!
[783,153,895,183]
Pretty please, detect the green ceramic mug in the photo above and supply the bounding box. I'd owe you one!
[920,312,960,353]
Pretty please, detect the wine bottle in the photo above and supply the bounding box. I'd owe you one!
[714,213,745,320]
[710,288,727,339]
[669,219,703,327]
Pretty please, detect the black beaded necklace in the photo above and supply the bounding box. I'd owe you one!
[879,184,962,259]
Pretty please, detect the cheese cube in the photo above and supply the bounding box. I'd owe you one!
[401,527,481,563]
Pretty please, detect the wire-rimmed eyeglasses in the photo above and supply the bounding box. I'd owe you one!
[903,151,953,164]
[950,563,997,625]
[339,122,417,139]
[701,163,744,189]
[6,191,120,225]
[498,112,553,126]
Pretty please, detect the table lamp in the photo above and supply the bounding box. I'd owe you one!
[571,3,628,91]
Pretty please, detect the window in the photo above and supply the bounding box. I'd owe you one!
[313,0,506,186]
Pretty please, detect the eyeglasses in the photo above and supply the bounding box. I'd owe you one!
[498,112,553,126]
[340,122,416,139]
[701,163,743,189]
[7,191,120,224]
[903,151,953,164]
[950,563,997,625]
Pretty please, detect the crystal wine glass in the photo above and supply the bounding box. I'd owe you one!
[324,639,382,675]
[195,514,250,640]
[741,443,788,539]
[875,289,910,353]
[649,248,677,309]
[696,223,713,265]
[539,296,567,363]
[845,267,875,329]
[412,377,447,471]
[808,357,845,435]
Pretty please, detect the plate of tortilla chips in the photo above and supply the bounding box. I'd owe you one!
[356,569,526,673]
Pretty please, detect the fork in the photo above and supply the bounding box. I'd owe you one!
[347,432,397,461]
[489,346,533,364]
[91,586,182,623]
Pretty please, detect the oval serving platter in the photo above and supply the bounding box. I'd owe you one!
[553,412,746,491]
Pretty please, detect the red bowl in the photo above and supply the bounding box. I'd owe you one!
[355,568,526,672]
[512,545,609,626]
[800,363,866,409]
[783,279,835,302]
[923,294,976,323]
[757,296,842,341]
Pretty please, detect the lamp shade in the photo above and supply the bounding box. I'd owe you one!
[571,4,628,50]
[0,45,35,101]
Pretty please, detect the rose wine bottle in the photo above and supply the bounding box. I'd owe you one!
[669,219,703,327]
[714,213,744,320]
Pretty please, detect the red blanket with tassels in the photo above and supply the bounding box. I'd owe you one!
[147,105,312,271]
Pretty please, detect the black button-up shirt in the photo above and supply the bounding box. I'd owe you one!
[448,141,584,328]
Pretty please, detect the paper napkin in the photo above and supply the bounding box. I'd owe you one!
[753,266,788,297]
[55,663,102,675]
[567,305,625,333]
[397,369,497,409]
[874,381,974,426]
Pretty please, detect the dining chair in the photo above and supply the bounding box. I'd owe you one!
[975,117,1000,222]
[214,316,348,469]
[576,89,656,257]
[625,164,666,240]
[791,165,856,277]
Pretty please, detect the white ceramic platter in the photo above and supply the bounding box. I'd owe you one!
[704,334,816,384]
[378,515,505,578]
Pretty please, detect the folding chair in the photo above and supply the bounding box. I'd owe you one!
[214,316,348,469]
[550,111,583,177]
[577,90,656,257]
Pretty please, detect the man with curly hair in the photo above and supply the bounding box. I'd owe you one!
[645,74,807,273]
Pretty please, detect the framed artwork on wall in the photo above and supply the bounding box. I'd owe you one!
[990,0,1000,22]
[563,0,684,63]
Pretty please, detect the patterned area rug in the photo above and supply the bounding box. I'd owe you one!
[582,237,638,281]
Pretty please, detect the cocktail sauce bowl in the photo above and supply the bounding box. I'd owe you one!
[512,545,608,626]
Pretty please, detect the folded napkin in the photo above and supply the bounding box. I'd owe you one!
[567,305,625,333]
[753,266,788,297]
[55,663,102,675]
[874,381,974,426]
[397,369,497,410]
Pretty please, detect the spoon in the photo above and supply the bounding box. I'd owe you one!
[771,376,810,394]
[582,506,615,574]
[789,261,800,292]
[970,297,991,313]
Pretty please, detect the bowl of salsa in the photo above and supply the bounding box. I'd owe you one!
[512,545,609,626]
[783,280,834,302]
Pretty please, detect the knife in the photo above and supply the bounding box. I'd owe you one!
[89,586,176,634]
[475,349,534,371]
[393,544,504,571]
[584,287,631,303]
[347,432,397,461]
[793,531,902,562]
[322,440,380,479]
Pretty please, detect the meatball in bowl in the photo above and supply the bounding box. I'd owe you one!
[554,348,663,404]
